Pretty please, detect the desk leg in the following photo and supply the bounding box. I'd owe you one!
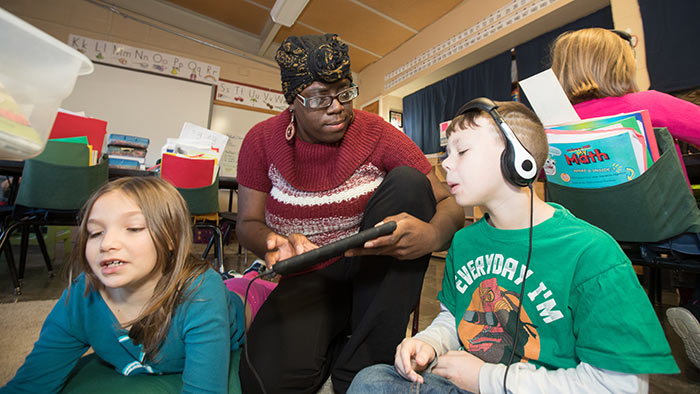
[1,232,21,295]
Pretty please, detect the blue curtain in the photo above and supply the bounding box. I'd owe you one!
[403,52,511,153]
[638,0,700,92]
[514,6,613,108]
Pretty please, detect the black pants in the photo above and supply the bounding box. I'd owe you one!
[239,166,437,394]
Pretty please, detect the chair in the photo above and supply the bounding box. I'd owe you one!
[3,140,90,272]
[32,140,91,167]
[166,174,227,273]
[547,128,700,305]
[0,142,108,294]
[9,225,72,260]
[202,211,243,265]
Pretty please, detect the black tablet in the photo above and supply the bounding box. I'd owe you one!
[271,221,397,276]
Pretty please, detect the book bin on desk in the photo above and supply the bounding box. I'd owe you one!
[0,7,93,160]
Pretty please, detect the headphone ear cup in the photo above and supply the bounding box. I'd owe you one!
[500,141,520,186]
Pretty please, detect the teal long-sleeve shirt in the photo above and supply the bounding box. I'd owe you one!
[1,269,245,394]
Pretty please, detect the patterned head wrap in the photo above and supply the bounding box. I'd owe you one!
[275,33,352,104]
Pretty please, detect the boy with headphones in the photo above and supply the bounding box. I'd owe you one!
[348,99,678,393]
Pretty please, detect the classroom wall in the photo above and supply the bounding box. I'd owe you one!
[1,0,650,136]
[3,0,645,107]
[609,0,649,90]
[380,95,404,131]
[357,0,649,116]
[357,0,599,104]
[0,0,281,90]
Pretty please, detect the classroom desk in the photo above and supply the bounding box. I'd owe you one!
[0,159,239,210]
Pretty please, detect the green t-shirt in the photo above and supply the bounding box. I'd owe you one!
[438,203,678,375]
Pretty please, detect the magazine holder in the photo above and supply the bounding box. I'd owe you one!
[548,128,700,243]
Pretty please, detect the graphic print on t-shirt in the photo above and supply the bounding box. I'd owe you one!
[458,277,540,363]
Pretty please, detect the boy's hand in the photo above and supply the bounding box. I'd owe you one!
[432,350,485,393]
[345,213,439,260]
[264,232,317,269]
[394,337,436,383]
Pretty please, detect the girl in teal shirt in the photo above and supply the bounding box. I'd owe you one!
[1,177,246,393]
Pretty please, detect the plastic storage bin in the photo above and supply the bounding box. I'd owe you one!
[0,7,93,160]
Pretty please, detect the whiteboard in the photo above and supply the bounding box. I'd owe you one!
[210,104,276,177]
[61,63,214,167]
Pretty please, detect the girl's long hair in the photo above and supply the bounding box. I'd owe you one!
[550,28,638,104]
[68,176,209,360]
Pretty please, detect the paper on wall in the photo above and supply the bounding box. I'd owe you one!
[220,135,244,178]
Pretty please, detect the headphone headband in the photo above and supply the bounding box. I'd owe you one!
[455,97,500,117]
[455,97,537,186]
[610,29,635,48]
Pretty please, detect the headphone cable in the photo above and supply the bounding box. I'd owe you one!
[502,182,534,394]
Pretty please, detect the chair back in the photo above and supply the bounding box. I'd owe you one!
[15,155,109,210]
[548,128,700,242]
[175,176,220,216]
[160,157,220,216]
[161,162,224,271]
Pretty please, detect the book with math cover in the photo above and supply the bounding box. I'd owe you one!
[545,129,643,188]
[548,110,658,165]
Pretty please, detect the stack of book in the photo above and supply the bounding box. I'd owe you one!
[107,133,149,169]
[48,110,107,165]
[544,110,658,188]
[158,122,229,186]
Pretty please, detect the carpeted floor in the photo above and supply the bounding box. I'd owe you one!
[0,299,57,385]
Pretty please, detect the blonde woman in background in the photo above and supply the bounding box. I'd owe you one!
[551,27,700,147]
[551,27,700,371]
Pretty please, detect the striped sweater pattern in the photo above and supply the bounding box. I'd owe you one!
[266,162,384,247]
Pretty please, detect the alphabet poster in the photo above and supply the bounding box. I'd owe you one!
[68,34,220,84]
[216,80,287,113]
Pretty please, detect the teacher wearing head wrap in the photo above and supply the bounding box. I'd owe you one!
[236,34,464,394]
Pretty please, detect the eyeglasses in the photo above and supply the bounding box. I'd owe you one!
[296,85,359,109]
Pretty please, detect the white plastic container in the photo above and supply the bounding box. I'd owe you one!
[0,7,93,160]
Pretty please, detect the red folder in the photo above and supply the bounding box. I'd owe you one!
[48,111,107,157]
[160,153,215,188]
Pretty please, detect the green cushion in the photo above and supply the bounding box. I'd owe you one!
[548,128,700,242]
[61,349,242,394]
